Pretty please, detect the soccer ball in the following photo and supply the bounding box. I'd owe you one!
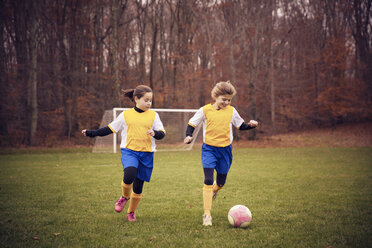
[228,205,252,228]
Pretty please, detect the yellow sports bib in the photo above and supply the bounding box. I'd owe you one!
[124,108,156,152]
[203,104,233,147]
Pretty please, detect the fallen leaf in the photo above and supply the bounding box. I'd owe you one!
[149,236,155,241]
[54,233,61,236]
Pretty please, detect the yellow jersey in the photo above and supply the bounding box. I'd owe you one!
[108,108,165,152]
[188,104,244,147]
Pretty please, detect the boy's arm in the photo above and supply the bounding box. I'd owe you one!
[186,124,195,137]
[239,120,258,130]
[185,107,204,137]
[184,124,195,144]
[232,108,258,130]
[184,107,204,144]
[84,126,113,137]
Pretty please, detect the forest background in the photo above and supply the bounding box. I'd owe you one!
[0,0,371,147]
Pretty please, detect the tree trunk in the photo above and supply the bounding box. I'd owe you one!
[13,0,29,141]
[269,0,276,132]
[159,3,167,105]
[137,2,147,85]
[353,0,372,103]
[149,15,158,106]
[28,0,38,145]
[56,0,72,137]
[228,36,236,83]
[201,8,216,84]
[94,0,105,112]
[111,0,121,106]
[0,0,7,136]
[249,31,258,140]
[246,17,259,140]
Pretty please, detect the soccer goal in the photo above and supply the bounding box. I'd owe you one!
[92,108,202,153]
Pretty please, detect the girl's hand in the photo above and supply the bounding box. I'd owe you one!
[147,129,155,137]
[81,129,87,136]
[184,136,193,144]
[248,120,258,127]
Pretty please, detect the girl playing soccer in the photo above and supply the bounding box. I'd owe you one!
[184,81,258,226]
[82,85,166,222]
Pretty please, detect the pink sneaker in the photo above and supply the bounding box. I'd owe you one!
[127,212,136,222]
[115,197,128,213]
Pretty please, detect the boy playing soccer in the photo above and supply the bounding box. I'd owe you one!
[184,81,258,226]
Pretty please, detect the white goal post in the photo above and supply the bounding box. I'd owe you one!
[92,108,202,153]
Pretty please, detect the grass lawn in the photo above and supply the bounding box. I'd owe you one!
[0,147,371,247]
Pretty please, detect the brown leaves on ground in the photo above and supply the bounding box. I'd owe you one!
[234,122,372,148]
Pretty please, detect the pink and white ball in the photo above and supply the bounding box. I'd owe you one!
[228,205,252,228]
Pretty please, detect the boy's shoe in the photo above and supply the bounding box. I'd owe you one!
[115,196,128,213]
[127,212,136,222]
[202,214,212,226]
[212,181,218,200]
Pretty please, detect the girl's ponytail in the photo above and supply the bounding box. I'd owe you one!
[123,89,135,102]
[122,85,152,103]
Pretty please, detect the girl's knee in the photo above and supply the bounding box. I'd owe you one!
[204,178,214,185]
[123,167,137,184]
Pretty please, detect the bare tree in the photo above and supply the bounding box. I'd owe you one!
[27,0,38,145]
[351,0,372,104]
[0,0,7,137]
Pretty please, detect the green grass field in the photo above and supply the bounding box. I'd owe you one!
[0,147,371,247]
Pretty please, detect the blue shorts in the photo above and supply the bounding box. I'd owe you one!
[201,143,233,175]
[120,148,154,182]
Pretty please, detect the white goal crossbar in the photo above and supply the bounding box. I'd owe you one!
[112,108,199,153]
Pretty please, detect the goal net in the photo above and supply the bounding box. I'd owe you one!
[92,108,202,153]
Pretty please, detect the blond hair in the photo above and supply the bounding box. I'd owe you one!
[211,81,237,99]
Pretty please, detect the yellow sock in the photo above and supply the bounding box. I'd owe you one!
[127,192,142,213]
[203,184,213,216]
[213,183,223,194]
[121,181,133,199]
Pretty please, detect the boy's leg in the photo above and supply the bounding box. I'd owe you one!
[203,168,214,215]
[213,145,232,200]
[202,168,214,226]
[201,144,217,226]
[203,184,213,216]
[213,173,227,199]
[203,184,213,226]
